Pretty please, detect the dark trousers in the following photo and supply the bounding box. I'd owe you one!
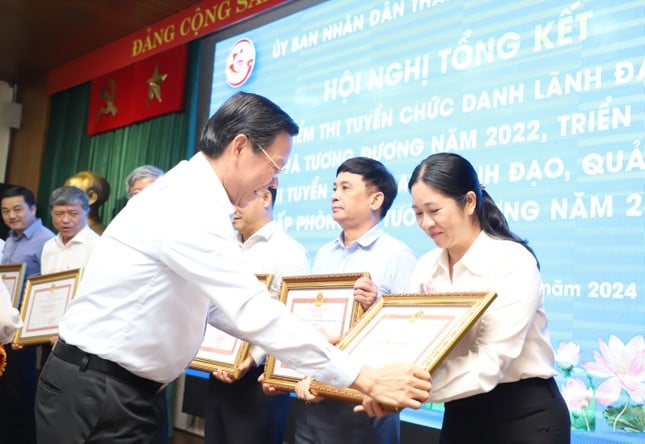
[204,366,289,444]
[35,342,166,444]
[0,346,37,444]
[293,398,400,444]
[441,377,571,444]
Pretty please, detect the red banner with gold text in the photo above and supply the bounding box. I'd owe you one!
[49,0,288,95]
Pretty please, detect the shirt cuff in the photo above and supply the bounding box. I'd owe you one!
[248,345,266,367]
[311,346,362,388]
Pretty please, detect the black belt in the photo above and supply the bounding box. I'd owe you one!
[53,340,165,394]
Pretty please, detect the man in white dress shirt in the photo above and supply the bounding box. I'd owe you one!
[40,185,100,275]
[205,186,310,444]
[39,186,100,369]
[34,92,431,444]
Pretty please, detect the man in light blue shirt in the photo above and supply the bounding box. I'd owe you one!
[295,157,418,444]
[1,186,55,278]
[0,185,54,444]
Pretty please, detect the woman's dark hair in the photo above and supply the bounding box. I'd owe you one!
[408,152,539,267]
[337,157,397,220]
[199,92,299,158]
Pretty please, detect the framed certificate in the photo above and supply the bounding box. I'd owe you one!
[308,291,498,403]
[0,263,26,308]
[263,272,368,392]
[13,268,82,345]
[189,274,273,379]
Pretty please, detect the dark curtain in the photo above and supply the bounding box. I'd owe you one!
[37,41,201,229]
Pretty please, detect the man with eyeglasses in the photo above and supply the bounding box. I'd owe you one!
[35,92,431,443]
[257,143,286,175]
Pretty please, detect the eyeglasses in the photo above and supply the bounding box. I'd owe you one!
[257,144,286,175]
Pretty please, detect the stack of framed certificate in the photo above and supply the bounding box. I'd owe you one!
[190,269,497,406]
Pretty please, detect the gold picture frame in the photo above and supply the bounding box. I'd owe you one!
[263,272,369,392]
[13,268,82,345]
[189,274,274,379]
[0,263,26,308]
[308,291,498,404]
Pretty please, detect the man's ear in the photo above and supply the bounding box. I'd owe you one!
[369,191,385,212]
[261,190,273,209]
[230,134,250,162]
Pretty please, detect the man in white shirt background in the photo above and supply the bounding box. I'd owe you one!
[38,185,100,369]
[205,186,310,444]
[40,185,100,275]
[34,92,431,443]
[125,164,164,199]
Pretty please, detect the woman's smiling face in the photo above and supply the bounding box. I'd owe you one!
[411,181,477,257]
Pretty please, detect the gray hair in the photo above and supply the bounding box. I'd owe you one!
[49,186,89,211]
[125,165,164,196]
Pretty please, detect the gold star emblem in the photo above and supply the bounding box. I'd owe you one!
[147,64,168,103]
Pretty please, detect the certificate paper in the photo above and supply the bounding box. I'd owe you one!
[263,273,368,392]
[309,291,497,403]
[14,269,82,345]
[189,274,272,379]
[271,286,355,380]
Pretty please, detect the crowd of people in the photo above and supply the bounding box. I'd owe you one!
[0,91,569,444]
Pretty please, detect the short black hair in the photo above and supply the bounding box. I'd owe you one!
[2,185,36,207]
[337,157,397,220]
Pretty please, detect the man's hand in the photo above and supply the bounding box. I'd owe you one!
[350,363,431,412]
[354,396,400,417]
[354,277,377,310]
[257,372,288,396]
[211,355,255,383]
[294,377,324,403]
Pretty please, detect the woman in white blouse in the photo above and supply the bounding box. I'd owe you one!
[407,152,570,443]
